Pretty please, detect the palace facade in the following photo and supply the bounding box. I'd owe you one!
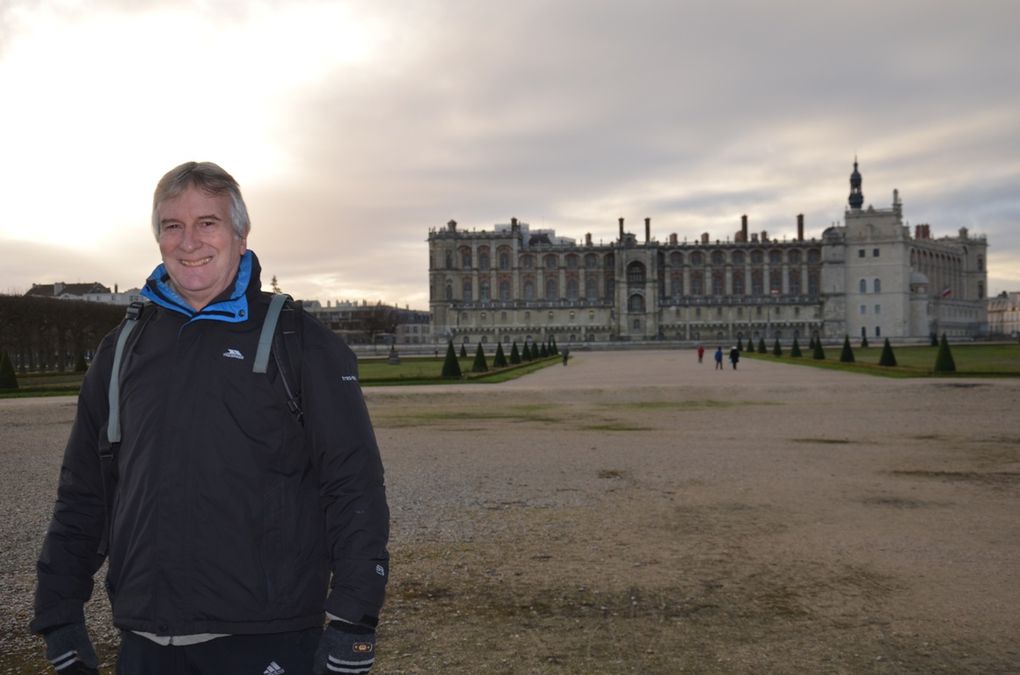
[428,162,988,346]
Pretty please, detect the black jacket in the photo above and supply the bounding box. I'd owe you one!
[33,253,389,636]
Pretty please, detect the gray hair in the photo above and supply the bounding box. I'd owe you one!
[151,161,251,240]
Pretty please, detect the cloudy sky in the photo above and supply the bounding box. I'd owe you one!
[1,0,1018,308]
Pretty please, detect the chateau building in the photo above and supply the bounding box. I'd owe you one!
[427,162,988,346]
[987,292,1020,338]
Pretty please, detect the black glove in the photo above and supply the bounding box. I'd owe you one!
[312,622,376,675]
[43,623,99,674]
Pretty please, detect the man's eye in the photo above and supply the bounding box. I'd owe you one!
[162,223,181,231]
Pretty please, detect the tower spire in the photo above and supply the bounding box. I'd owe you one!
[848,156,864,209]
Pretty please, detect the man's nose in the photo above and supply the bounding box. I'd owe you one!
[180,224,200,250]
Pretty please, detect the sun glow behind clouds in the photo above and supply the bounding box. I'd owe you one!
[0,2,385,250]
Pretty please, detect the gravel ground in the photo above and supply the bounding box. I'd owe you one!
[3,351,1019,673]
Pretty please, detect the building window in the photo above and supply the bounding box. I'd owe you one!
[711,250,725,265]
[479,281,490,301]
[499,280,511,301]
[977,255,984,272]
[521,255,533,269]
[860,305,867,315]
[566,255,579,269]
[859,279,867,293]
[627,261,646,285]
[479,251,490,270]
[523,281,535,301]
[769,250,782,265]
[499,252,510,270]
[462,279,472,300]
[873,248,880,257]
[874,304,881,315]
[445,251,453,268]
[501,312,507,321]
[586,275,599,301]
[461,250,472,268]
[546,278,558,300]
[858,249,866,258]
[628,294,645,312]
[445,284,453,300]
[545,255,558,269]
[585,253,598,269]
[566,278,579,300]
[875,326,881,337]
[874,278,881,293]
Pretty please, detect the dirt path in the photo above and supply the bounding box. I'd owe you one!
[3,351,1018,673]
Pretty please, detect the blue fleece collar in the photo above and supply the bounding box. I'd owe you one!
[141,250,253,323]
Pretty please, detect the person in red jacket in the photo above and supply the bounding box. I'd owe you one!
[32,162,389,675]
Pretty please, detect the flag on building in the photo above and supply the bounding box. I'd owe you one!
[941,287,952,298]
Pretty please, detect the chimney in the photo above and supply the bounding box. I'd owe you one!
[797,214,804,241]
[618,217,625,240]
[585,232,592,246]
[914,224,931,239]
[644,217,651,244]
[761,230,768,243]
[115,283,119,294]
[701,232,710,244]
[669,233,678,245]
[741,214,748,241]
[751,233,759,242]
[447,219,457,232]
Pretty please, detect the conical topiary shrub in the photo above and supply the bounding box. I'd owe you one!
[441,341,462,379]
[812,337,826,360]
[934,333,956,373]
[540,342,549,358]
[790,337,802,357]
[459,343,468,359]
[772,338,782,356]
[522,342,533,361]
[471,343,489,373]
[861,335,869,348]
[737,337,744,352]
[549,337,558,356]
[930,333,939,347]
[878,338,897,367]
[840,336,855,363]
[0,350,19,390]
[757,338,767,354]
[510,341,521,364]
[493,342,508,368]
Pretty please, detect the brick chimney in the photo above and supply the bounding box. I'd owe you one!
[701,232,710,244]
[797,214,804,241]
[644,217,651,244]
[618,217,625,240]
[669,233,678,245]
[741,214,748,242]
[585,232,592,246]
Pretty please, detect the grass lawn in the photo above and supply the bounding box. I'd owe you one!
[0,355,561,397]
[743,342,1020,377]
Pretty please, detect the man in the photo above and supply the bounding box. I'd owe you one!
[32,162,389,674]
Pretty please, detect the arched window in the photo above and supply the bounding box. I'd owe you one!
[586,275,599,301]
[788,249,801,264]
[521,255,533,269]
[523,280,535,301]
[479,280,490,301]
[461,248,472,268]
[770,269,782,294]
[478,249,490,270]
[628,294,645,312]
[769,250,782,265]
[462,278,472,300]
[732,251,745,265]
[691,271,704,295]
[787,269,801,295]
[445,284,453,300]
[544,254,558,269]
[499,280,511,301]
[751,250,764,264]
[711,250,724,265]
[711,270,724,295]
[627,261,646,285]
[585,253,599,269]
[860,279,867,293]
[670,251,683,266]
[566,278,579,300]
[498,250,510,270]
[671,273,683,298]
[690,252,703,266]
[445,251,453,268]
[807,249,821,264]
[874,278,881,293]
[566,254,579,269]
[546,277,558,300]
[732,270,745,295]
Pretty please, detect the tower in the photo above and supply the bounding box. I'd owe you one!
[848,157,864,209]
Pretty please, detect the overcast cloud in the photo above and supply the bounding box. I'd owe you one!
[1,0,1018,307]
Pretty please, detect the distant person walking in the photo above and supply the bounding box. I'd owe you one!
[697,344,705,363]
[729,346,740,370]
[714,347,724,370]
[562,346,570,366]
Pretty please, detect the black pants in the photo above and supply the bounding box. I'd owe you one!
[116,628,320,675]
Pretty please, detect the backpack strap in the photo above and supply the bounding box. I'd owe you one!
[254,294,303,421]
[99,300,150,555]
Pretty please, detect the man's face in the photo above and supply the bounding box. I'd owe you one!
[157,186,247,310]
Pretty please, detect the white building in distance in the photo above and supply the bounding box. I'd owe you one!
[428,161,988,346]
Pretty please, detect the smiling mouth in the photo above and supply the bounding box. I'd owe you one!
[179,256,213,267]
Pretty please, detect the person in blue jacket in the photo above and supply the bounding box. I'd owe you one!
[32,162,389,675]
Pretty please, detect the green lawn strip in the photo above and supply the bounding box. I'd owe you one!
[741,343,1020,377]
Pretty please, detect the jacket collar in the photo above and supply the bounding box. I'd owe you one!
[141,250,258,323]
